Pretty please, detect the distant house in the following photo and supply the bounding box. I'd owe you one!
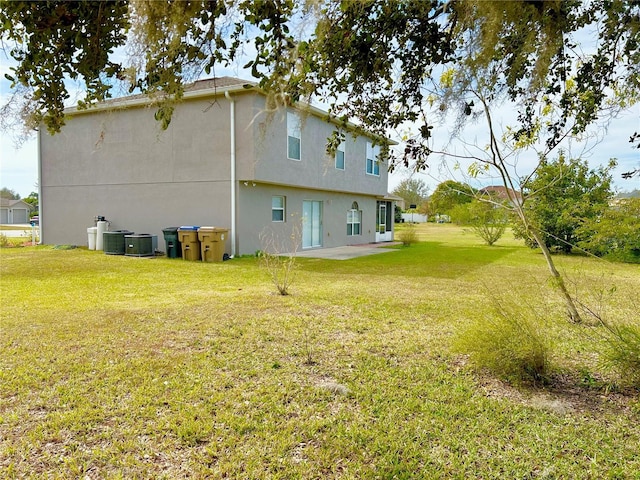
[39,77,397,255]
[478,185,523,206]
[0,199,33,224]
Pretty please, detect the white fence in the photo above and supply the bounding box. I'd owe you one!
[400,213,428,223]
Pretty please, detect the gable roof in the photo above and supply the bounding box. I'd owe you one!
[184,76,254,92]
[65,76,252,113]
[0,198,33,210]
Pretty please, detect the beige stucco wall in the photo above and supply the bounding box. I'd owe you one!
[236,183,379,255]
[237,96,389,197]
[40,94,247,248]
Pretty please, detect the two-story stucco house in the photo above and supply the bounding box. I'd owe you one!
[38,77,396,256]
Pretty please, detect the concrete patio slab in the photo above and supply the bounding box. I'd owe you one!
[290,242,401,260]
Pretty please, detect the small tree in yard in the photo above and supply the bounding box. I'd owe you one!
[468,200,508,246]
[450,200,507,245]
[392,177,430,211]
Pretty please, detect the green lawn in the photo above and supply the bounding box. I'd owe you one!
[1,224,639,478]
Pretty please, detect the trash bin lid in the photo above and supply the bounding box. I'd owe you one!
[198,226,216,232]
[162,227,179,234]
[178,226,200,231]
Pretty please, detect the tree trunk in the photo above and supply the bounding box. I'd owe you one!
[529,229,583,323]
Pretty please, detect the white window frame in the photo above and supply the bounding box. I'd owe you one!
[287,112,301,161]
[272,196,285,222]
[347,202,362,236]
[335,140,345,170]
[366,142,380,176]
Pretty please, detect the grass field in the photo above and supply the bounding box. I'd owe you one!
[1,224,639,478]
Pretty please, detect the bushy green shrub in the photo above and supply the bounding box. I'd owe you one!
[513,153,615,253]
[577,198,640,264]
[450,200,508,245]
[453,306,552,385]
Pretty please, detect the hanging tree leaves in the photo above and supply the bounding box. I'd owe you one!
[1,1,129,133]
[1,0,638,152]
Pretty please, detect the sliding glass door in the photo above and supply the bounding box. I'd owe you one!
[302,200,322,248]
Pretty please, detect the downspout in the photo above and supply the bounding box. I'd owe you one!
[37,127,43,244]
[225,90,237,257]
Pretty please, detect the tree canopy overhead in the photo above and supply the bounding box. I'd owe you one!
[2,0,638,156]
[1,0,304,134]
[1,1,129,134]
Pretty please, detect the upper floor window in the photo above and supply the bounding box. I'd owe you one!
[366,142,380,176]
[272,196,285,222]
[287,112,301,161]
[335,140,345,170]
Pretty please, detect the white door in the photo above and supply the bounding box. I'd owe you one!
[376,201,393,242]
[302,200,322,248]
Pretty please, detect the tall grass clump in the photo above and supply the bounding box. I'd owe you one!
[599,322,640,388]
[572,281,640,388]
[453,303,552,385]
[397,223,418,246]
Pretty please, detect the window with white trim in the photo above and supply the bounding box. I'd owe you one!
[366,142,380,175]
[287,112,301,160]
[272,196,285,222]
[347,201,362,236]
[335,140,345,170]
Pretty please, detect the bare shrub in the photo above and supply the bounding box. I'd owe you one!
[258,222,300,296]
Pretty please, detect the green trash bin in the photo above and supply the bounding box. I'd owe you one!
[178,226,201,261]
[198,226,228,262]
[162,227,182,258]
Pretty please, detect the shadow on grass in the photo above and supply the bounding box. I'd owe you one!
[297,241,519,279]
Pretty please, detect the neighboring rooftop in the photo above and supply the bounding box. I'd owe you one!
[0,198,33,208]
[478,185,523,202]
